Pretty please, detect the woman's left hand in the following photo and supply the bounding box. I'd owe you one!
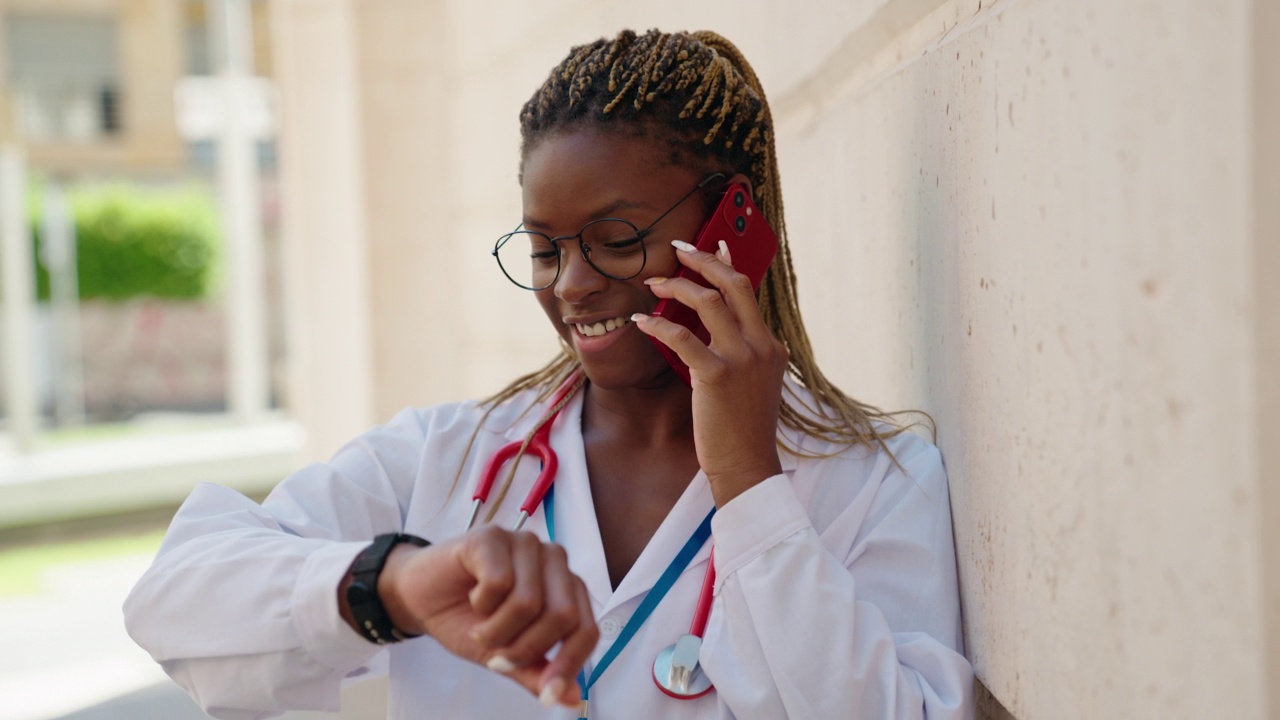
[632,239,787,507]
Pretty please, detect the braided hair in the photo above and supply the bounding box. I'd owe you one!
[465,30,923,520]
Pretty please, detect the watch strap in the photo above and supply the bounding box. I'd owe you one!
[346,532,430,645]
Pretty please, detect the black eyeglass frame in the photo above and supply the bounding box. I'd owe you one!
[492,172,727,291]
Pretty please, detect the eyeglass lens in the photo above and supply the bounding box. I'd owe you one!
[495,218,646,290]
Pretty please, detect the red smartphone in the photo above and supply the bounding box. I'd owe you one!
[649,181,779,384]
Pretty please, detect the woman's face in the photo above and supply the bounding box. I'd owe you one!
[520,128,710,390]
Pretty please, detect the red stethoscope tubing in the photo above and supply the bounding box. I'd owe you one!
[688,548,715,638]
[466,374,579,532]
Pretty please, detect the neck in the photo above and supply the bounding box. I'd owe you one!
[580,380,694,447]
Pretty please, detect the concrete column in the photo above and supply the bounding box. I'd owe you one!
[270,0,374,461]
[1256,0,1280,713]
[0,146,37,451]
[350,0,463,421]
[209,0,269,423]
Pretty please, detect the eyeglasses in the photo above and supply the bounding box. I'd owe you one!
[493,173,725,291]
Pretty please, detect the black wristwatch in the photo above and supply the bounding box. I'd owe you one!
[346,532,430,645]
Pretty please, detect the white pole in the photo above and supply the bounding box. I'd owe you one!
[0,145,38,451]
[209,0,269,422]
[40,182,85,426]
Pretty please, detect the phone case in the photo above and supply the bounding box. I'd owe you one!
[649,182,779,384]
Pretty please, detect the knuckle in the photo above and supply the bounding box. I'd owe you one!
[768,338,788,360]
[670,325,695,346]
[547,603,579,631]
[700,289,727,313]
[729,274,753,295]
[701,358,730,382]
[486,568,515,594]
[473,524,512,548]
[473,524,502,541]
[506,591,541,622]
[544,542,568,563]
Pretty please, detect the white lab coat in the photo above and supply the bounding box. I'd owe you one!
[124,382,974,719]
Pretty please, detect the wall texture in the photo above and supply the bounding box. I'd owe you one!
[270,0,1275,717]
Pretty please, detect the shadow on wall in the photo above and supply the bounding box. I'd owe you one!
[976,679,1016,720]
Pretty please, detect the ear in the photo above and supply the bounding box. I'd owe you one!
[722,172,754,200]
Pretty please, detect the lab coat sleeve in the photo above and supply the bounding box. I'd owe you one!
[702,442,974,719]
[123,407,431,720]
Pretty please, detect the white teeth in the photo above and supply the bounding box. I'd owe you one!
[574,316,630,337]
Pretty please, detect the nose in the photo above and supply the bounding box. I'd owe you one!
[554,240,608,303]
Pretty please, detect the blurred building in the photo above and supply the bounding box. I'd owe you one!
[0,0,284,423]
[0,0,272,178]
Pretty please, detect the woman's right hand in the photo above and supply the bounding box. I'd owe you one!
[374,527,598,709]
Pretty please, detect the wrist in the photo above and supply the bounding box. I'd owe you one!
[377,543,425,638]
[706,459,783,507]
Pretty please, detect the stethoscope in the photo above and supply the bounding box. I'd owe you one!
[464,372,716,704]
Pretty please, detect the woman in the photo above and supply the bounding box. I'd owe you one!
[126,29,973,719]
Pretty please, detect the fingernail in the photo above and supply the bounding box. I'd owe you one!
[539,677,566,708]
[630,313,648,323]
[718,240,732,264]
[486,655,517,673]
[643,277,666,285]
[671,239,697,253]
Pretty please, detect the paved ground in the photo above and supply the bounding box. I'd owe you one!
[51,677,389,720]
[0,539,387,720]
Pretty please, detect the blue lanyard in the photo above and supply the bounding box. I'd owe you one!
[543,483,714,719]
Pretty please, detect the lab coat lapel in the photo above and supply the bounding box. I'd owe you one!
[602,469,716,615]
[524,391,614,609]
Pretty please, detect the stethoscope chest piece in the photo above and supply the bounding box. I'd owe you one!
[652,634,713,699]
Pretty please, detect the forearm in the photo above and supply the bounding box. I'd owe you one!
[124,485,383,715]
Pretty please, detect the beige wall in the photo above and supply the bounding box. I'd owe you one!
[269,0,375,460]
[350,1,463,423]
[1257,0,1280,712]
[270,0,1275,716]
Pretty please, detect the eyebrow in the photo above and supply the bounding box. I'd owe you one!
[523,198,655,231]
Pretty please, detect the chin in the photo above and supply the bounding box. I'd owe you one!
[578,355,682,392]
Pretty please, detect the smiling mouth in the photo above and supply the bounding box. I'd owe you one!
[573,316,633,338]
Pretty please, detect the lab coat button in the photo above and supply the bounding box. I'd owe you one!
[600,616,620,635]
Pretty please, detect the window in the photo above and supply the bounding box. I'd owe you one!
[5,16,122,142]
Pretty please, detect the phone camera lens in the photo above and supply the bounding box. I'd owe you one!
[735,216,747,232]
[733,191,745,208]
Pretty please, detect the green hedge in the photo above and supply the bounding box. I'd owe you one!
[31,185,221,302]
